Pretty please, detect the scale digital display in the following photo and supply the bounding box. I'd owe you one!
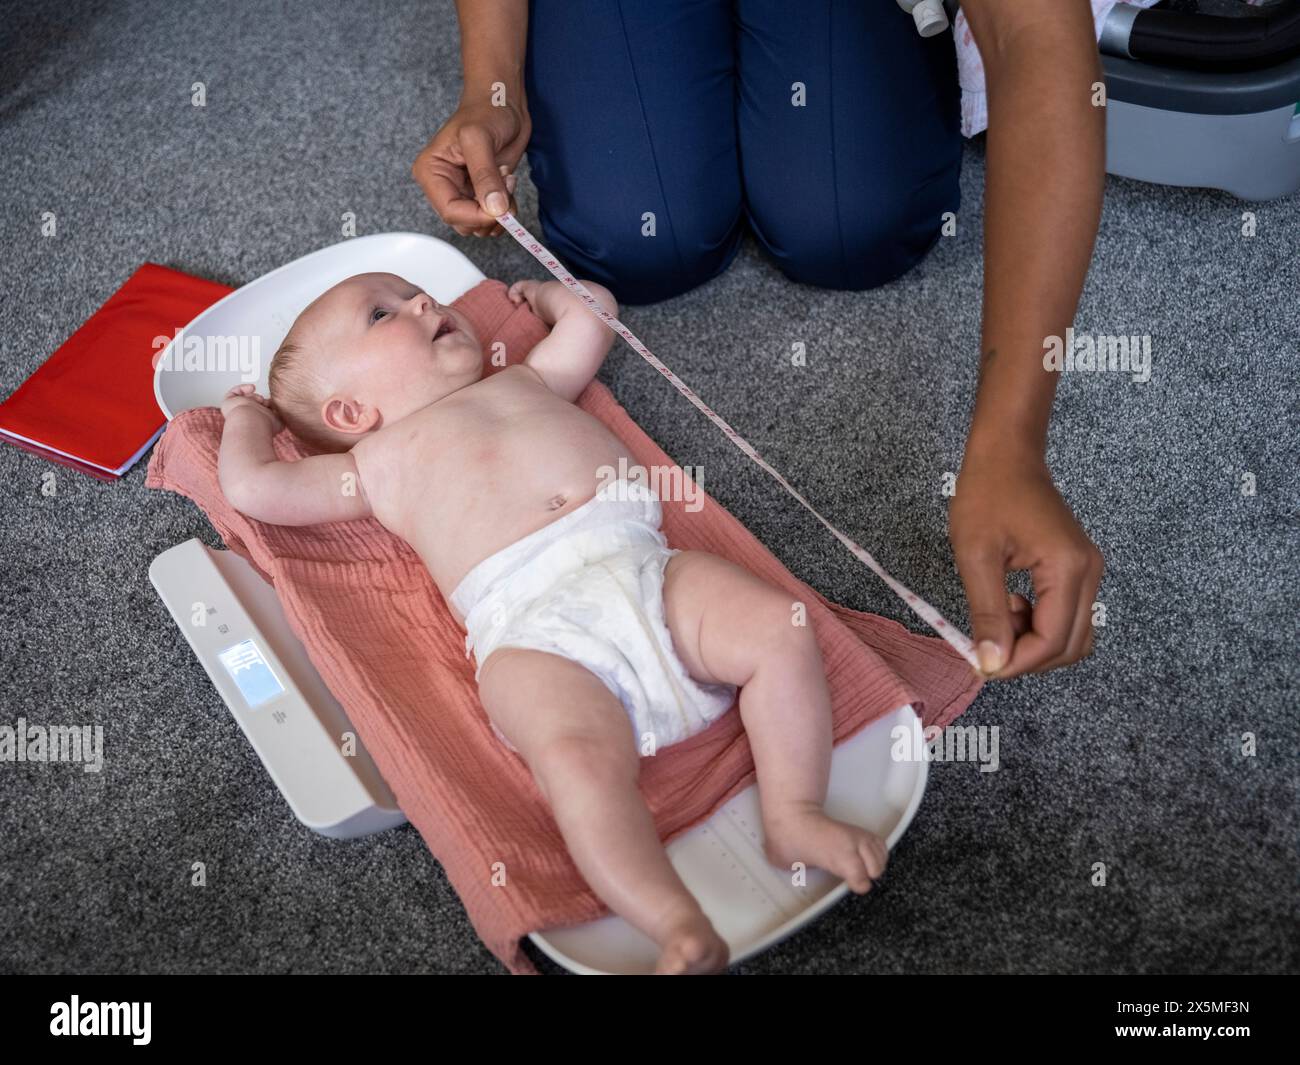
[217,638,285,708]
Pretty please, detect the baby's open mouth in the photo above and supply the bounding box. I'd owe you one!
[433,317,457,342]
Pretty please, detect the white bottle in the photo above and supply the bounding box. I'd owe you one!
[896,0,949,37]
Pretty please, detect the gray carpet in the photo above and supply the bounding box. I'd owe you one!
[1,0,1295,975]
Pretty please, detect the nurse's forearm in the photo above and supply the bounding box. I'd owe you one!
[455,0,529,99]
[962,3,1104,466]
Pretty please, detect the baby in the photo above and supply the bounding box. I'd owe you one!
[217,271,888,974]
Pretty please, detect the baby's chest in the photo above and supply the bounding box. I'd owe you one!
[357,422,497,509]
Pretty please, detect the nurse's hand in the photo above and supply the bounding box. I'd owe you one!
[413,96,531,238]
[949,452,1103,680]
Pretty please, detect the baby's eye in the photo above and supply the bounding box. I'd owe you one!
[370,306,388,324]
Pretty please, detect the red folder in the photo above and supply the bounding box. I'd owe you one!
[0,263,233,479]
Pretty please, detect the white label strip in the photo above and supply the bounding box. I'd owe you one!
[497,211,979,670]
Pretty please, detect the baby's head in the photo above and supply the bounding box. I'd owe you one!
[268,272,482,452]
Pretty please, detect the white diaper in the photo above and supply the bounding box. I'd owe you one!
[449,478,738,755]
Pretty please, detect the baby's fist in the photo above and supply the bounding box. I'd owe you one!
[507,279,543,310]
[221,384,283,432]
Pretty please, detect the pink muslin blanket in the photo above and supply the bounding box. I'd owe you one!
[145,278,982,974]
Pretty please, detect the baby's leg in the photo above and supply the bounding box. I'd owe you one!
[476,646,729,974]
[661,551,888,893]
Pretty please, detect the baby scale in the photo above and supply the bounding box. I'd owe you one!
[148,232,932,974]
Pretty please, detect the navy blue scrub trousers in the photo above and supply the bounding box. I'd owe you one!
[523,0,963,305]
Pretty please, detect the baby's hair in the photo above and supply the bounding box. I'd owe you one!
[267,338,352,454]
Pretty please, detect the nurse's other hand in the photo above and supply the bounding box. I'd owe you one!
[949,453,1103,680]
[413,97,531,238]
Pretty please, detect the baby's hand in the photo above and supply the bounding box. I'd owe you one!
[221,384,283,433]
[507,279,543,311]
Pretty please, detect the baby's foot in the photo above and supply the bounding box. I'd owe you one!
[762,802,888,894]
[654,911,730,975]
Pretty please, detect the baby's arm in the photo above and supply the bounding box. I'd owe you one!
[217,386,372,526]
[509,279,618,402]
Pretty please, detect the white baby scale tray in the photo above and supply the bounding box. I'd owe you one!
[149,232,931,974]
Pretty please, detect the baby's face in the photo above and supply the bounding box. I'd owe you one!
[296,272,483,436]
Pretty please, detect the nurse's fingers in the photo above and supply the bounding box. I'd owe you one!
[460,125,510,220]
[477,166,520,237]
[996,561,1080,677]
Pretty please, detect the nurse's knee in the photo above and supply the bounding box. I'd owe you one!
[757,175,960,292]
[541,203,744,306]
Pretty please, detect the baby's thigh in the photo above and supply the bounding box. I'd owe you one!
[476,646,638,777]
[661,550,808,686]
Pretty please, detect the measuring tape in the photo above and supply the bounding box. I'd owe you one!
[497,210,979,670]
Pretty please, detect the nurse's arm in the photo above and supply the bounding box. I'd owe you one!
[949,0,1106,679]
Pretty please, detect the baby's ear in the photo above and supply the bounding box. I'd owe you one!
[321,395,380,435]
[320,396,352,433]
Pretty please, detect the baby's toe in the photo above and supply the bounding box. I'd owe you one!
[861,834,888,877]
[839,830,887,894]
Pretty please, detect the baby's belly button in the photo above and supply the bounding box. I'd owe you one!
[543,474,606,512]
